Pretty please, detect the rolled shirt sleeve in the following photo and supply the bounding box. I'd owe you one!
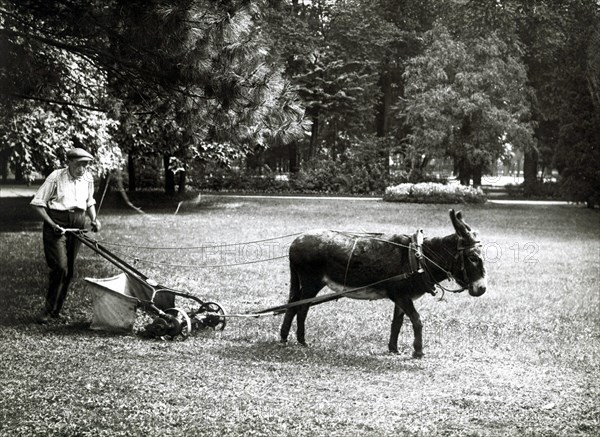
[30,170,59,208]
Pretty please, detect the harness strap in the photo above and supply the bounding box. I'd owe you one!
[408,229,437,295]
[409,228,424,273]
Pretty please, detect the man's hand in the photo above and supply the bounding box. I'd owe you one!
[53,224,66,235]
[91,219,101,233]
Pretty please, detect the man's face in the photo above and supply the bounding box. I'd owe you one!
[68,160,90,179]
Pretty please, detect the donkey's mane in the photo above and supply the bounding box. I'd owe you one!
[424,233,458,251]
[422,234,459,283]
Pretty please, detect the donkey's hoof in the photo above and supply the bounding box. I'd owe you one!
[298,340,308,347]
[412,351,424,359]
[388,348,399,355]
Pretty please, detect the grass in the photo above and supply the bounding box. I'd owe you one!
[0,195,598,436]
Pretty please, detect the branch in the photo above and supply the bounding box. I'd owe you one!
[3,92,108,113]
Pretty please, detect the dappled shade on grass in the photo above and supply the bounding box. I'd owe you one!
[0,197,598,436]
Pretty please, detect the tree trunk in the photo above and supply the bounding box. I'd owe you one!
[127,153,136,192]
[163,154,175,196]
[376,69,392,137]
[472,165,483,188]
[456,157,472,186]
[14,164,23,182]
[177,170,186,194]
[0,151,8,183]
[0,147,13,182]
[523,148,539,193]
[308,113,319,159]
[419,155,431,171]
[288,141,298,173]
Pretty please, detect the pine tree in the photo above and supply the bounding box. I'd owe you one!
[0,0,305,190]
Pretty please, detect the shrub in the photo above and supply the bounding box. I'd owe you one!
[383,182,487,204]
[560,178,600,208]
[523,181,562,199]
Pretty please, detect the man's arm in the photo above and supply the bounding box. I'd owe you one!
[86,204,101,232]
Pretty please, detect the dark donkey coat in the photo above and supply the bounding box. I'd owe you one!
[279,210,486,358]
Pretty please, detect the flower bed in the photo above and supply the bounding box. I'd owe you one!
[383,182,487,204]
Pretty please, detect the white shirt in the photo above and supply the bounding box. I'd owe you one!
[30,168,96,211]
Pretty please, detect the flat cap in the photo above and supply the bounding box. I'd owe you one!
[66,147,94,162]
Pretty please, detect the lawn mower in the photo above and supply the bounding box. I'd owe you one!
[67,229,226,340]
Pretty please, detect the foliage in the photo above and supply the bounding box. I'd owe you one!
[384,182,487,204]
[0,0,306,185]
[3,103,121,179]
[263,0,412,160]
[192,164,385,195]
[401,22,533,185]
[0,31,121,177]
[550,1,600,207]
[193,135,400,195]
[294,135,394,194]
[2,0,599,199]
[502,180,562,200]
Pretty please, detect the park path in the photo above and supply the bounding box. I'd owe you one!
[0,185,38,197]
[0,184,571,206]
[201,194,571,206]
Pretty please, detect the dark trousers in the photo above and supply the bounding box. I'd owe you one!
[42,209,86,316]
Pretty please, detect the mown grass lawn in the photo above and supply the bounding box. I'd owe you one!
[0,195,598,436]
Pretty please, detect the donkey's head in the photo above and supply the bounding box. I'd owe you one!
[449,209,487,297]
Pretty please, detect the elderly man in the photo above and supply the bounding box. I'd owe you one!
[30,147,101,323]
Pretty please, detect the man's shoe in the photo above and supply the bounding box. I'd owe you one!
[36,312,52,324]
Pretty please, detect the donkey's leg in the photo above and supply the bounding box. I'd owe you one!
[295,304,310,346]
[280,308,297,343]
[294,276,324,346]
[395,298,424,358]
[280,264,301,343]
[388,304,405,354]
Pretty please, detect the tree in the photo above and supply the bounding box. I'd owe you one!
[552,0,600,206]
[510,0,571,192]
[402,23,533,186]
[371,0,434,138]
[265,1,380,161]
[261,0,432,181]
[0,0,306,192]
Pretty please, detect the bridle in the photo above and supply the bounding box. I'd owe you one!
[421,237,482,294]
[449,238,482,290]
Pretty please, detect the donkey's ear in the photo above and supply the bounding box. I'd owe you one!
[449,209,469,237]
[456,211,472,231]
[449,209,460,230]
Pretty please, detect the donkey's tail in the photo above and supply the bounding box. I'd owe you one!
[288,261,301,303]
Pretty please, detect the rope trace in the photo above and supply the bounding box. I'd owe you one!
[108,247,290,269]
[95,232,304,250]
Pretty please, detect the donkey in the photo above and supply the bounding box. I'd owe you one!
[280,209,487,358]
